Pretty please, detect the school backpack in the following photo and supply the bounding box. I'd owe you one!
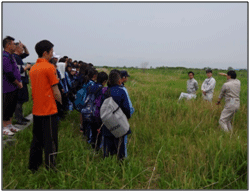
[74,81,93,112]
[81,86,103,121]
[93,87,108,118]
[100,88,130,138]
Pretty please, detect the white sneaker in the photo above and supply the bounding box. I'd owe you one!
[7,124,21,132]
[3,127,15,136]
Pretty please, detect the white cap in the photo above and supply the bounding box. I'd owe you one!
[53,52,60,59]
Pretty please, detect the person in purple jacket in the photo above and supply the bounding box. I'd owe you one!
[3,36,23,136]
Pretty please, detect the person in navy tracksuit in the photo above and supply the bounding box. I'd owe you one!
[82,68,98,142]
[88,71,108,150]
[100,70,131,160]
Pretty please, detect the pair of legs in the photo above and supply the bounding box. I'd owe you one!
[219,101,240,132]
[103,135,127,160]
[178,92,196,100]
[29,114,58,171]
[3,90,18,127]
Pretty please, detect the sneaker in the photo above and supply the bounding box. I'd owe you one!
[3,127,15,136]
[7,124,21,132]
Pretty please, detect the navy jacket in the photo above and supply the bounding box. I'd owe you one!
[101,85,131,137]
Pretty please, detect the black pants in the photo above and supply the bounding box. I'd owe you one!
[91,117,103,149]
[29,114,58,171]
[14,102,24,122]
[3,89,18,121]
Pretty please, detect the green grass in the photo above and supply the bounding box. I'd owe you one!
[3,68,247,189]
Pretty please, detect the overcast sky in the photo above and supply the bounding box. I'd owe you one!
[3,2,247,69]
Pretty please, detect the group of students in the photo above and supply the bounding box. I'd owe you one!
[178,69,241,132]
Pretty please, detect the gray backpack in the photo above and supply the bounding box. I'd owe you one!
[100,89,129,138]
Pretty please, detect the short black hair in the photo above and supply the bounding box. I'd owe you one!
[206,69,212,73]
[227,70,237,79]
[3,36,15,48]
[35,40,54,58]
[188,71,194,76]
[59,58,66,63]
[63,56,68,59]
[108,71,121,87]
[87,68,98,80]
[97,71,108,84]
[110,69,121,77]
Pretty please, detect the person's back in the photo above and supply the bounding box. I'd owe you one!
[30,60,59,115]
[101,71,131,160]
[220,79,241,102]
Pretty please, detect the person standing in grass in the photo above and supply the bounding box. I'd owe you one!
[120,70,135,116]
[82,68,98,142]
[216,70,241,132]
[3,36,23,136]
[201,69,216,102]
[101,70,131,160]
[13,41,31,125]
[29,40,62,172]
[178,71,198,101]
[89,71,108,150]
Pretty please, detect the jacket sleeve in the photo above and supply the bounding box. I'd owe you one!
[194,80,198,91]
[218,83,227,99]
[201,80,205,91]
[120,89,131,119]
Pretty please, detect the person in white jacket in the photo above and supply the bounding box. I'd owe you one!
[178,71,198,100]
[201,69,216,102]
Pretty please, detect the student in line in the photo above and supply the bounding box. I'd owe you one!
[201,69,216,102]
[101,70,131,160]
[178,71,198,101]
[82,68,98,142]
[217,70,241,132]
[89,71,108,150]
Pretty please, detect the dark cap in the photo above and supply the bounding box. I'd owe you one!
[206,69,212,73]
[120,70,130,77]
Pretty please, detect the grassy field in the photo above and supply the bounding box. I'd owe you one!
[3,68,247,189]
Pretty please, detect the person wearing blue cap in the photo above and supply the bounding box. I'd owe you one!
[120,70,135,117]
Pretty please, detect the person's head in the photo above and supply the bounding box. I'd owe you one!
[35,40,54,61]
[206,69,212,78]
[88,63,94,67]
[66,63,72,73]
[63,56,68,62]
[79,62,88,75]
[97,71,108,86]
[73,60,78,65]
[14,42,24,55]
[120,70,130,83]
[108,71,122,87]
[88,68,98,81]
[68,58,72,63]
[70,68,76,76]
[188,71,194,79]
[49,58,57,66]
[227,70,237,80]
[3,36,16,54]
[59,58,66,63]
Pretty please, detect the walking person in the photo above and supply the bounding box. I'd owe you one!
[13,41,31,125]
[178,71,199,101]
[28,40,62,172]
[201,69,216,102]
[216,70,241,132]
[3,36,23,135]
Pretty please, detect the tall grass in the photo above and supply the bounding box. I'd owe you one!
[3,68,247,189]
